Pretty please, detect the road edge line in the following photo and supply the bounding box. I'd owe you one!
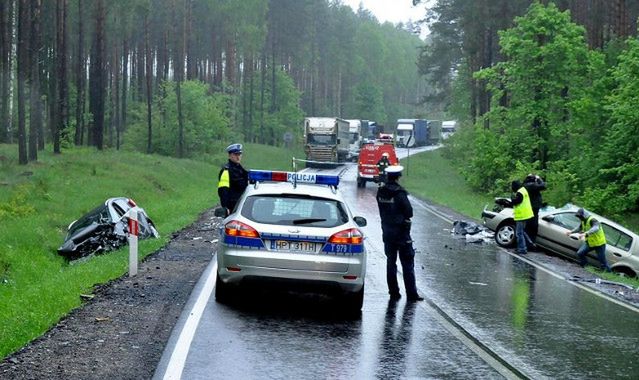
[153,258,218,380]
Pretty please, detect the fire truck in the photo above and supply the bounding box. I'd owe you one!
[356,138,399,188]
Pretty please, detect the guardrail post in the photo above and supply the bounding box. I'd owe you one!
[128,208,139,277]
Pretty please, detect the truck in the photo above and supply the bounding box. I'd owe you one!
[441,120,457,140]
[361,120,384,142]
[428,120,442,145]
[303,117,350,167]
[357,139,399,188]
[345,119,363,161]
[395,119,429,147]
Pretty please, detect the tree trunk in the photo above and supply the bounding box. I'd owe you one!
[185,0,195,80]
[121,36,128,135]
[145,13,153,154]
[259,49,266,144]
[155,30,164,84]
[74,0,84,145]
[247,55,255,142]
[113,42,121,150]
[0,0,14,143]
[137,38,145,101]
[29,0,42,161]
[17,0,28,164]
[89,0,105,149]
[213,29,223,88]
[173,0,185,158]
[54,0,68,154]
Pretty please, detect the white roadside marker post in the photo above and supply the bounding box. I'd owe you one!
[128,208,139,277]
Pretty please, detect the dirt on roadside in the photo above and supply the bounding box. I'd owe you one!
[0,208,221,380]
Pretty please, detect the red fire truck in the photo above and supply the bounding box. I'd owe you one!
[356,140,399,188]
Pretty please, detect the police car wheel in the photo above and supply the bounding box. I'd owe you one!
[215,273,236,304]
[340,285,364,313]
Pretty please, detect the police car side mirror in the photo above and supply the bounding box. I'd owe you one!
[542,215,554,222]
[214,207,227,218]
[353,216,367,227]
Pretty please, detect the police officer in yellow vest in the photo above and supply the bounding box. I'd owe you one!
[565,208,611,271]
[511,180,534,255]
[217,143,248,215]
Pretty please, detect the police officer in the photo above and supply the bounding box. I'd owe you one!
[217,143,249,215]
[376,165,424,302]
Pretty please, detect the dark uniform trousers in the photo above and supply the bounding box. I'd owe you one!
[383,237,418,298]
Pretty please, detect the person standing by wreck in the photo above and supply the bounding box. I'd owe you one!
[217,143,249,215]
[511,180,535,255]
[565,208,611,272]
[523,173,546,246]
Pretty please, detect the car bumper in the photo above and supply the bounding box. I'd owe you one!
[217,248,365,293]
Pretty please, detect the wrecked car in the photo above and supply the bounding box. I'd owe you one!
[482,200,639,277]
[58,197,159,259]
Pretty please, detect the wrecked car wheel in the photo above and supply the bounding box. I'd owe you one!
[495,222,516,248]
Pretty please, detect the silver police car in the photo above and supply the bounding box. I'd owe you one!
[215,170,367,311]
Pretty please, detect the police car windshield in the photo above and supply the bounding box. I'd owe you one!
[241,195,348,227]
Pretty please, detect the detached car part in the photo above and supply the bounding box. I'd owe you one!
[58,197,159,259]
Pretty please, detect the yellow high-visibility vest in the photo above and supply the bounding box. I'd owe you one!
[513,187,533,221]
[582,216,606,247]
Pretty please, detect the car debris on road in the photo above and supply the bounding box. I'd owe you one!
[451,220,494,243]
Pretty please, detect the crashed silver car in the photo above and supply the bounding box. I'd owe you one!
[58,197,159,259]
[482,200,639,277]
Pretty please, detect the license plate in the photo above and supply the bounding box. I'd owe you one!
[271,240,318,253]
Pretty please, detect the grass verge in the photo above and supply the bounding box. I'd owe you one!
[0,143,300,359]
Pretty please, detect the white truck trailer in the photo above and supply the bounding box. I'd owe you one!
[345,119,363,161]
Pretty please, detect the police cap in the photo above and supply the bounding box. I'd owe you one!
[385,165,404,177]
[226,143,243,154]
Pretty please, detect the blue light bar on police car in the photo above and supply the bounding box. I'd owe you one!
[249,170,339,186]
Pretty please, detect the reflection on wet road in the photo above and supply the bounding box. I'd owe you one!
[162,158,639,379]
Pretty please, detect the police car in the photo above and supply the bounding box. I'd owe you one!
[214,170,367,311]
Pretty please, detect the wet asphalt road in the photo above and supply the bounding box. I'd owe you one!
[156,150,639,379]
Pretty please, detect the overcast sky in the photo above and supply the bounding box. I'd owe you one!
[340,0,428,25]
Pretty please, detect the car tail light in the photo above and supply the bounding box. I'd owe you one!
[224,220,260,238]
[328,228,363,244]
[128,198,137,207]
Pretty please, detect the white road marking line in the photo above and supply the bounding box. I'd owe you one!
[162,261,218,380]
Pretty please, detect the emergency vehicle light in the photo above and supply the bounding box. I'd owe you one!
[249,170,339,187]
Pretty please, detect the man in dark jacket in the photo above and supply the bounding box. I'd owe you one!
[523,174,546,245]
[217,143,249,215]
[376,165,423,302]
